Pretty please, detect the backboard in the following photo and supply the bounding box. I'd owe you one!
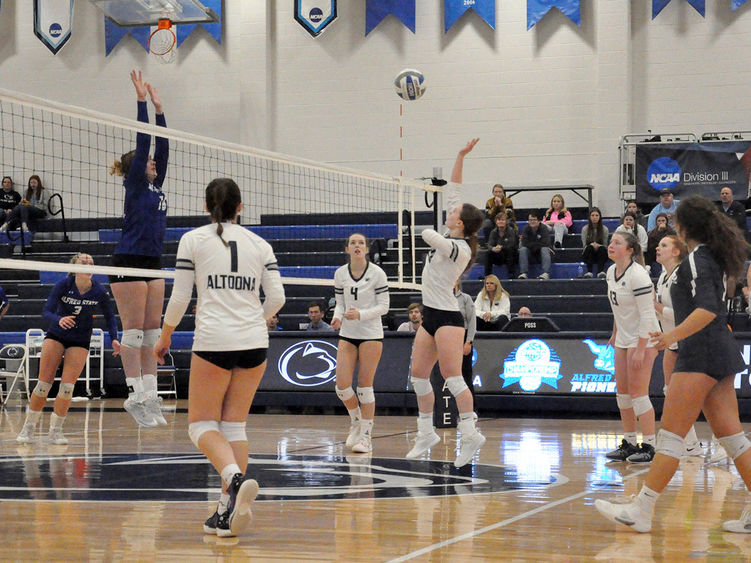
[90,0,219,27]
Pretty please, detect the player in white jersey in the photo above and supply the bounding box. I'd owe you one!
[406,138,486,468]
[330,233,390,454]
[604,231,661,464]
[154,178,285,538]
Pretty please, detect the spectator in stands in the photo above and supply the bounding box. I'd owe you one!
[267,313,282,332]
[518,211,552,280]
[647,188,679,231]
[616,212,648,253]
[397,303,423,332]
[484,213,518,278]
[454,279,477,399]
[474,274,510,330]
[517,306,532,318]
[718,186,747,232]
[0,176,20,226]
[580,207,609,278]
[306,301,334,332]
[625,200,647,230]
[1,175,48,233]
[544,194,573,249]
[482,184,515,242]
[645,213,676,276]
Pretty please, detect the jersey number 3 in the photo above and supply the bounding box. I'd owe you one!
[608,290,619,307]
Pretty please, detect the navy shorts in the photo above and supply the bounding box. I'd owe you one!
[109,254,163,284]
[421,306,464,337]
[45,333,90,350]
[339,336,383,348]
[193,348,267,371]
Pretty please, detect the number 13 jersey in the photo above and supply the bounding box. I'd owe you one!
[606,261,659,348]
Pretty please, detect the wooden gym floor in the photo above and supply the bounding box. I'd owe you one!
[1,400,750,561]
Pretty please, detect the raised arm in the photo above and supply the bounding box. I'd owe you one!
[148,83,169,187]
[128,70,151,186]
[450,138,479,184]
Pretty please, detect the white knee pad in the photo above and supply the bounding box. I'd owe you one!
[142,328,162,348]
[445,375,469,397]
[631,395,653,417]
[411,377,432,397]
[219,420,247,443]
[357,386,375,404]
[718,432,751,460]
[335,386,355,401]
[121,328,144,348]
[58,382,74,401]
[656,429,684,459]
[616,393,632,410]
[188,420,220,448]
[32,380,52,399]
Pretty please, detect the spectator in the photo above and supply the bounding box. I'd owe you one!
[484,213,518,278]
[397,303,423,333]
[454,280,477,400]
[517,306,532,318]
[474,274,510,330]
[543,193,573,249]
[615,211,648,252]
[267,312,282,332]
[306,301,334,332]
[624,200,647,230]
[718,186,747,232]
[482,183,515,243]
[580,207,609,278]
[645,213,676,275]
[647,188,679,231]
[0,176,21,226]
[1,175,48,233]
[518,211,552,280]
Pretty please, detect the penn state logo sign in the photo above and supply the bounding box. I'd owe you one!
[278,340,338,386]
[33,0,74,54]
[294,0,338,37]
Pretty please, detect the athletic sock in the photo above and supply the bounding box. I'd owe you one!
[218,492,230,514]
[625,432,638,446]
[457,412,476,435]
[26,406,42,426]
[142,373,158,398]
[643,434,655,447]
[49,412,65,430]
[635,485,660,514]
[220,463,242,486]
[125,376,144,400]
[347,407,361,423]
[417,412,433,434]
[360,419,374,437]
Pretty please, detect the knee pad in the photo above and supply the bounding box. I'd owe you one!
[335,386,355,401]
[632,395,653,417]
[656,429,684,459]
[58,382,74,401]
[219,420,247,443]
[121,328,144,348]
[357,386,375,404]
[32,380,52,399]
[411,377,432,397]
[616,393,632,410]
[142,328,162,348]
[188,420,220,448]
[445,375,469,397]
[718,432,751,460]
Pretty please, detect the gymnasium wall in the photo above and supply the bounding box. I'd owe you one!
[0,1,750,216]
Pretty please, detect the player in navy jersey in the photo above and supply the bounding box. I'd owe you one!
[595,196,751,534]
[108,70,168,428]
[154,178,285,537]
[330,233,390,454]
[17,254,120,445]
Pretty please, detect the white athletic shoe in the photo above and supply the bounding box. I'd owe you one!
[406,431,441,459]
[143,395,168,426]
[454,431,486,468]
[16,422,36,444]
[48,426,68,445]
[683,439,703,458]
[724,505,751,533]
[594,498,652,533]
[351,435,372,454]
[345,420,361,448]
[123,397,158,428]
[709,438,729,463]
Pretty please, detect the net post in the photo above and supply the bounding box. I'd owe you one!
[410,187,416,284]
[397,178,404,285]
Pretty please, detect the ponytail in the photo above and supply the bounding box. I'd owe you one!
[205,178,242,248]
[459,203,484,274]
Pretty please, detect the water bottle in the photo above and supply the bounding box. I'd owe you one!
[577,264,584,279]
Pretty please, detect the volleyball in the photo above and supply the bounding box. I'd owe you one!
[394,69,425,101]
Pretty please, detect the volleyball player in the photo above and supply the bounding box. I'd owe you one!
[330,233,390,454]
[108,70,169,428]
[405,138,485,468]
[595,196,751,533]
[604,232,660,464]
[17,253,120,445]
[154,178,285,537]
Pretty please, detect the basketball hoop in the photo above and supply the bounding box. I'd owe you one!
[149,19,177,64]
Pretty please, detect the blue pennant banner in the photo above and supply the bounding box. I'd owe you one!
[365,0,415,35]
[295,0,337,37]
[527,0,580,30]
[34,0,74,55]
[653,0,705,18]
[444,0,495,32]
[731,0,748,10]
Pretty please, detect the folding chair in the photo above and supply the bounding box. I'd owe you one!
[0,344,28,405]
[156,350,177,399]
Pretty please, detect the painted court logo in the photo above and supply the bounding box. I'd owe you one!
[647,157,681,190]
[278,340,338,387]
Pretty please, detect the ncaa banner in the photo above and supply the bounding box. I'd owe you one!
[527,0,580,30]
[635,141,751,203]
[444,0,495,32]
[652,0,705,18]
[365,0,415,35]
[33,0,73,54]
[295,0,337,37]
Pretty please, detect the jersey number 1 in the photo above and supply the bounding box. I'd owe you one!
[229,241,238,272]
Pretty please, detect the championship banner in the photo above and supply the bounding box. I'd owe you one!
[444,0,495,32]
[365,0,415,35]
[33,0,73,54]
[652,0,705,18]
[732,0,749,10]
[527,0,580,30]
[295,0,337,37]
[635,141,751,203]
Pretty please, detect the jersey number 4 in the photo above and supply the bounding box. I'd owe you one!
[350,287,359,301]
[608,290,619,307]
